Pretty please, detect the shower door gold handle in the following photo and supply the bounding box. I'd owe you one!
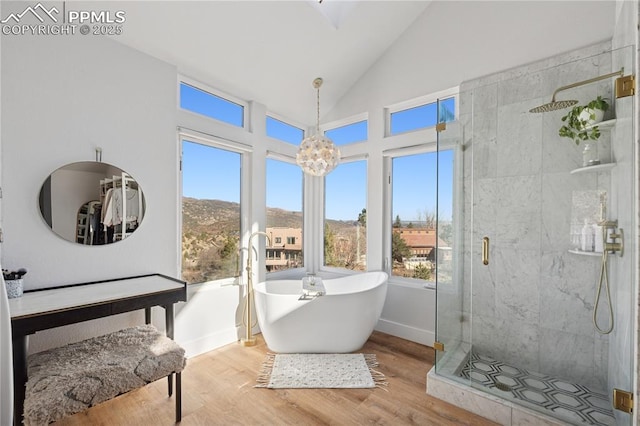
[482,237,489,265]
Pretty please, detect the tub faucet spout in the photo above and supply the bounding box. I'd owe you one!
[241,231,271,347]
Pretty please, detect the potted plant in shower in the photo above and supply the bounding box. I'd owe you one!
[558,96,609,166]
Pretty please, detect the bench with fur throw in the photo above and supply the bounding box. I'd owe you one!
[23,325,185,425]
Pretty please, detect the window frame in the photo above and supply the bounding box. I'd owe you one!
[384,87,459,137]
[265,112,307,145]
[264,152,307,279]
[178,75,249,130]
[264,155,309,279]
[319,112,368,146]
[320,155,368,275]
[178,128,251,287]
[382,135,462,289]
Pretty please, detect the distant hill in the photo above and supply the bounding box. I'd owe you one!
[181,197,364,282]
[183,197,358,235]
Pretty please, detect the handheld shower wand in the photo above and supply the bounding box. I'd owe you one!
[593,220,624,334]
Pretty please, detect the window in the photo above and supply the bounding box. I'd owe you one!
[266,116,304,145]
[181,140,241,284]
[390,97,456,135]
[325,120,367,145]
[324,160,367,270]
[180,82,244,127]
[266,159,303,272]
[390,149,453,282]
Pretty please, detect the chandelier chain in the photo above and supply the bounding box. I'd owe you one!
[316,85,320,133]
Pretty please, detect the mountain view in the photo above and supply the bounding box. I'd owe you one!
[181,197,362,283]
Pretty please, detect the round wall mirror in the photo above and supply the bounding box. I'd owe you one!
[39,161,146,245]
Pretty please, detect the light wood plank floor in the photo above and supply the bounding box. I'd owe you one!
[55,332,497,425]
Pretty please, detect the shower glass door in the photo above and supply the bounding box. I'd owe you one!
[436,45,635,425]
[434,96,468,386]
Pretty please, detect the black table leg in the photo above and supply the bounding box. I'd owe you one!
[176,372,182,422]
[164,304,175,396]
[164,304,174,339]
[12,334,27,426]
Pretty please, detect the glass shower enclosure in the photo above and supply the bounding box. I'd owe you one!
[435,45,636,426]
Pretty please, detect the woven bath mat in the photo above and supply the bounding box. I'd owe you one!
[255,353,387,389]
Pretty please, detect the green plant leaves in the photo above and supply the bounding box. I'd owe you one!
[558,96,609,145]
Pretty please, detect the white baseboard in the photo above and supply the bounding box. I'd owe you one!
[375,318,435,347]
[178,328,238,358]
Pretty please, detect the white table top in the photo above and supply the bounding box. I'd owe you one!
[9,275,184,319]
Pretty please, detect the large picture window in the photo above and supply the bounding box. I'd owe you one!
[181,140,241,284]
[266,159,304,272]
[390,149,453,282]
[324,160,367,270]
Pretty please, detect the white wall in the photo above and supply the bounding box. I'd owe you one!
[377,285,435,346]
[1,34,179,351]
[1,33,278,359]
[324,1,615,124]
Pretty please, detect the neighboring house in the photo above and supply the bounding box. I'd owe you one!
[397,228,449,263]
[265,227,302,271]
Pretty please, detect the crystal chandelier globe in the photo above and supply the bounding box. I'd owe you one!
[296,78,340,177]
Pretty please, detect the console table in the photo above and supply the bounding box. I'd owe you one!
[8,273,187,426]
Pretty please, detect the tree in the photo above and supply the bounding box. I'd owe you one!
[358,208,367,227]
[394,215,402,228]
[422,209,436,228]
[219,234,239,276]
[324,223,337,266]
[413,263,432,280]
[392,231,411,262]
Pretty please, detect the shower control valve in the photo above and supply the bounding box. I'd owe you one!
[599,220,624,257]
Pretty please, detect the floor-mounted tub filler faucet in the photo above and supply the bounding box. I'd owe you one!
[240,231,271,347]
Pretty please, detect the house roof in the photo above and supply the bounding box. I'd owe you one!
[397,228,447,249]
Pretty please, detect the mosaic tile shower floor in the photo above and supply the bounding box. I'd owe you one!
[457,351,616,426]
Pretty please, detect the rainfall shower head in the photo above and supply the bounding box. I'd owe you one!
[529,99,578,113]
[529,68,626,114]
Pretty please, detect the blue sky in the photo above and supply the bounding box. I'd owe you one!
[181,85,454,222]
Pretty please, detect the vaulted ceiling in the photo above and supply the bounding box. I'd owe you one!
[111,1,617,126]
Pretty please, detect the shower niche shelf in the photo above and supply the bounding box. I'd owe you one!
[568,249,602,257]
[568,119,617,175]
[570,162,616,175]
[583,118,616,131]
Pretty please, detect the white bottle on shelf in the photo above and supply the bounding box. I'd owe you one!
[581,219,594,252]
[593,223,603,253]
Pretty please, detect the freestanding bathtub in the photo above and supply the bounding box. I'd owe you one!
[254,271,388,353]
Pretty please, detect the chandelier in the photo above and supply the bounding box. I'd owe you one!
[296,77,340,176]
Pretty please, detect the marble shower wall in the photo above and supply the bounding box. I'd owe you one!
[458,42,621,390]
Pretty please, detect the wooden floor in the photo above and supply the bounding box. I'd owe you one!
[55,332,497,425]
